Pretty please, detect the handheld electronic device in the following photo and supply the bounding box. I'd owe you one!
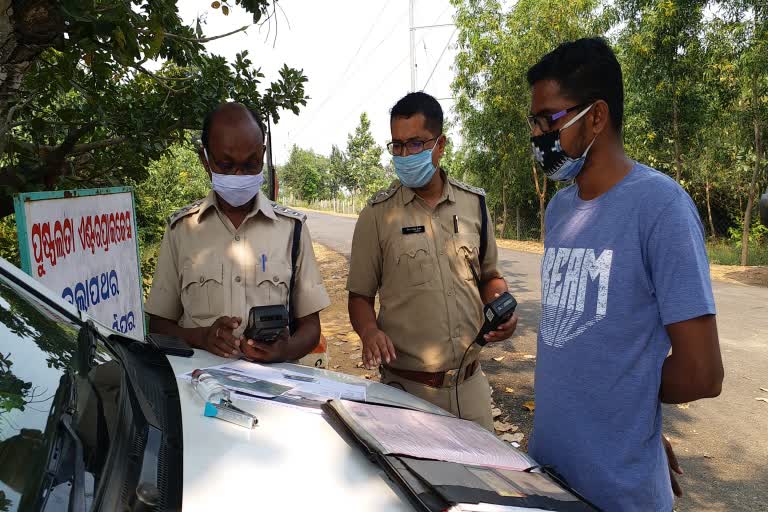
[456,292,518,420]
[474,292,518,347]
[243,305,289,344]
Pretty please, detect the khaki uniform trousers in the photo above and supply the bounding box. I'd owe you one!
[380,365,494,431]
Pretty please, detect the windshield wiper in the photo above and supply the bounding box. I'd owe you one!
[39,374,89,512]
[59,414,87,512]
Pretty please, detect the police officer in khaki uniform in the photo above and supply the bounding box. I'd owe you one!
[146,102,330,362]
[347,92,518,430]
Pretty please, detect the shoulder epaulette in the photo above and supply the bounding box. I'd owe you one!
[369,181,401,206]
[448,177,486,196]
[167,199,205,227]
[271,203,306,222]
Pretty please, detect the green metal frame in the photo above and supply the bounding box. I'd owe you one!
[13,186,145,334]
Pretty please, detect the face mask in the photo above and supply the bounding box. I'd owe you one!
[205,148,264,207]
[393,143,439,189]
[530,104,596,182]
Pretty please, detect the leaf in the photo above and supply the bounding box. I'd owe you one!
[332,365,340,370]
[522,401,535,412]
[523,354,536,359]
[504,387,514,394]
[355,362,364,368]
[500,433,524,444]
[492,356,505,362]
[494,421,518,433]
[222,5,230,15]
[491,407,502,418]
[676,403,690,409]
[211,1,221,8]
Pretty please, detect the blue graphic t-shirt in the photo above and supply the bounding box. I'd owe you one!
[529,163,716,511]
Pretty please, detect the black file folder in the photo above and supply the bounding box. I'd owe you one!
[323,400,600,512]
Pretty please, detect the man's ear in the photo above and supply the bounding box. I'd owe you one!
[199,146,212,178]
[591,100,610,137]
[436,134,447,157]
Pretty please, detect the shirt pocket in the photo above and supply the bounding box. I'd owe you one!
[254,259,292,308]
[181,261,225,321]
[396,234,434,287]
[454,233,481,281]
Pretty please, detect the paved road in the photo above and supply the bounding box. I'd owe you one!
[304,209,768,512]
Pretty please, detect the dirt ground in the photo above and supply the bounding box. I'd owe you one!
[314,242,535,447]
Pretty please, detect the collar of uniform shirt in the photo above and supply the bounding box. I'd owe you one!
[195,189,277,224]
[401,169,456,206]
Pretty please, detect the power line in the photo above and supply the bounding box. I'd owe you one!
[293,2,454,142]
[299,0,394,122]
[422,27,457,91]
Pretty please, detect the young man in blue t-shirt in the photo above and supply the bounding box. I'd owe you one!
[525,38,724,511]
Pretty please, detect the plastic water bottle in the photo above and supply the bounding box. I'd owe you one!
[191,369,230,404]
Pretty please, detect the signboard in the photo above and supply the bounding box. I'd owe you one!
[13,187,145,341]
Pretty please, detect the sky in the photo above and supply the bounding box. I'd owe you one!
[176,0,460,165]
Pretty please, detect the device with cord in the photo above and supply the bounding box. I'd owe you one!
[456,291,517,420]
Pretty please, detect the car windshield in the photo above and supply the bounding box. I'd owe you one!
[0,273,111,511]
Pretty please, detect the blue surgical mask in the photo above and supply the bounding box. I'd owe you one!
[530,104,596,182]
[393,145,438,189]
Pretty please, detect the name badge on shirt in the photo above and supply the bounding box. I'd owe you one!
[401,226,426,235]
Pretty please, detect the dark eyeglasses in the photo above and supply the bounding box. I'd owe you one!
[387,136,440,156]
[527,103,589,133]
[204,148,263,174]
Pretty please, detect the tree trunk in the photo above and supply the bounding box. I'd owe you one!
[741,70,764,266]
[705,178,716,238]
[500,180,507,238]
[0,1,63,123]
[532,163,547,242]
[672,97,683,183]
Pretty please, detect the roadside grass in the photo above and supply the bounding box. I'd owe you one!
[707,240,768,266]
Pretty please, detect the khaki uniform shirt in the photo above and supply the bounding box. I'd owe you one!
[347,172,502,373]
[145,191,330,336]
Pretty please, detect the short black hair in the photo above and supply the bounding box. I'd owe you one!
[390,92,443,135]
[201,103,266,148]
[527,37,624,134]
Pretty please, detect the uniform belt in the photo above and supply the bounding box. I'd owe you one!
[384,360,479,388]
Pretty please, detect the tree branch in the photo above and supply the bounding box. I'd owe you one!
[162,25,250,43]
[11,136,127,157]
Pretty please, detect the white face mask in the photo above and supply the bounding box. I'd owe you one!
[204,148,265,207]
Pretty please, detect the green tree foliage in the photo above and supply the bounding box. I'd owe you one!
[618,0,708,183]
[280,145,330,202]
[452,0,608,240]
[452,0,767,261]
[345,113,388,196]
[328,145,349,197]
[0,0,308,218]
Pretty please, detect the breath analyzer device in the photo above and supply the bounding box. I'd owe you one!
[243,305,289,344]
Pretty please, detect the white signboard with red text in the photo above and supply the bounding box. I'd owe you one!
[14,187,144,341]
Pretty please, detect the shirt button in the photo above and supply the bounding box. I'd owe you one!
[235,276,241,283]
[273,276,280,283]
[235,235,241,241]
[447,290,453,296]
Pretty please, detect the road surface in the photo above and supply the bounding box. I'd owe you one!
[303,209,768,512]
